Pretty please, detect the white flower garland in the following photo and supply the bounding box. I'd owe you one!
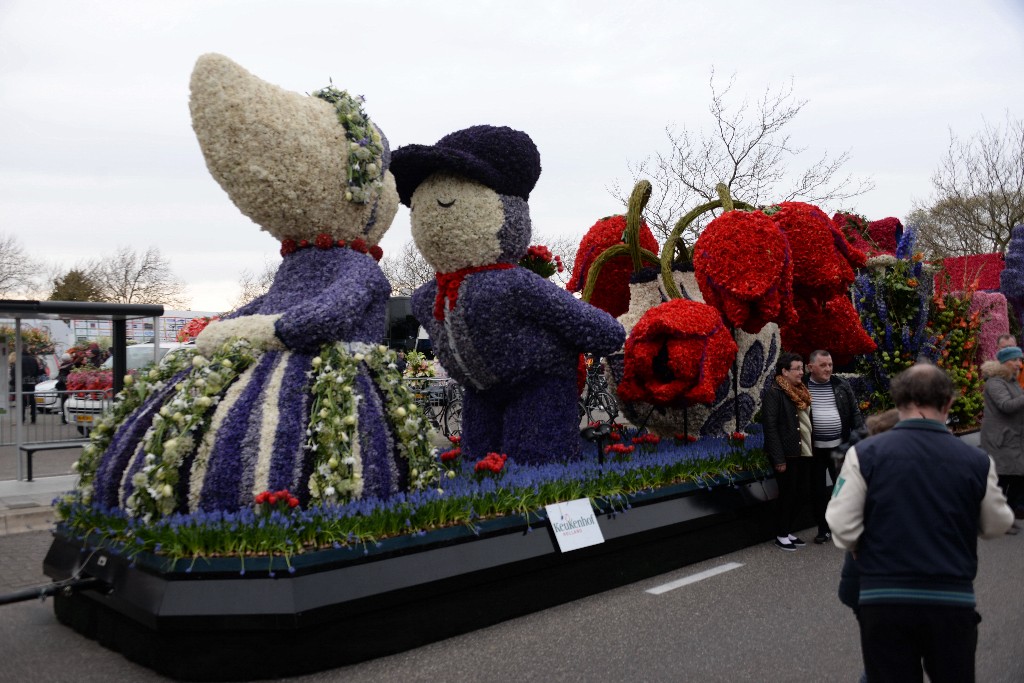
[363,344,437,490]
[306,343,364,504]
[306,343,438,504]
[71,348,197,506]
[126,339,261,520]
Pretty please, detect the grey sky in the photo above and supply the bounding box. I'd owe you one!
[2,0,1023,311]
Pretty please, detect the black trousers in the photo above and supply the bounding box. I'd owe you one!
[20,383,37,422]
[776,456,812,537]
[859,603,980,683]
[997,474,1024,514]
[812,446,837,535]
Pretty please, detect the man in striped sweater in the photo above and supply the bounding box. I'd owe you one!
[806,349,863,544]
[826,363,1013,682]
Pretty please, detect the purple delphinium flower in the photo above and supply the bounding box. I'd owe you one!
[412,267,624,467]
[269,353,313,495]
[1001,225,1024,326]
[199,353,278,511]
[354,370,397,499]
[231,249,391,350]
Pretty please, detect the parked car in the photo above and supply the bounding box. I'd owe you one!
[64,343,191,433]
[34,378,60,412]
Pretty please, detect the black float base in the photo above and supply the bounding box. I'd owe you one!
[45,476,794,681]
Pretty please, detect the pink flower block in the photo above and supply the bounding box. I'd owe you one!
[971,290,1009,363]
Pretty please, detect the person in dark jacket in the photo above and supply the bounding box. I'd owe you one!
[806,349,864,544]
[11,350,42,423]
[827,363,1012,683]
[762,351,814,551]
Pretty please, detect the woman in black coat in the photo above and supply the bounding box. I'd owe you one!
[762,351,814,551]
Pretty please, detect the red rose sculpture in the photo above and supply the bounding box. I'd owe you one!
[866,217,903,255]
[767,202,865,302]
[567,215,659,317]
[693,210,797,333]
[617,299,738,407]
[780,294,877,366]
[832,212,900,258]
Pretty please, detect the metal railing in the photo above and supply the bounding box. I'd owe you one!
[2,389,95,446]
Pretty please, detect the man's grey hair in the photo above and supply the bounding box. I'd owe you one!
[808,349,832,364]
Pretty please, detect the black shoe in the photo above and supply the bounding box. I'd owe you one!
[788,536,806,547]
[814,532,831,544]
[775,539,797,552]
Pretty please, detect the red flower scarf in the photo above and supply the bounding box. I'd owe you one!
[434,263,516,321]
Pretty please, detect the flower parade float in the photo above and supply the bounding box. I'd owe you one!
[36,61,803,683]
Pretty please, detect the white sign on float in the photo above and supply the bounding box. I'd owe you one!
[545,498,605,552]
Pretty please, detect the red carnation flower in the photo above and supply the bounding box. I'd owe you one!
[369,245,384,261]
[780,294,877,366]
[617,299,738,407]
[767,202,864,302]
[567,215,660,317]
[315,233,334,249]
[474,452,508,475]
[350,238,368,253]
[693,210,797,333]
[298,239,310,249]
[280,238,298,256]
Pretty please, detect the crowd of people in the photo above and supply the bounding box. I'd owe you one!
[762,343,1020,682]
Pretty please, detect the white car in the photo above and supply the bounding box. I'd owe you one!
[64,343,192,432]
[27,354,61,412]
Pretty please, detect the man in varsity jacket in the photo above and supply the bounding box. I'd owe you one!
[826,363,1013,683]
[805,349,863,544]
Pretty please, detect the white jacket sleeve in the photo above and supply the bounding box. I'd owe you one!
[825,446,867,550]
[979,456,1014,539]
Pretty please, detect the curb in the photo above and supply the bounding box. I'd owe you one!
[0,507,55,536]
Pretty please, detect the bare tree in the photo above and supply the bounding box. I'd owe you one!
[910,112,1024,257]
[380,241,434,296]
[88,246,189,308]
[615,69,874,244]
[0,232,42,296]
[231,258,279,309]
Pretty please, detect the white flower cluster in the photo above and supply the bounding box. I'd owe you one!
[124,339,261,519]
[363,345,438,491]
[189,53,399,247]
[306,345,364,504]
[310,85,385,205]
[72,347,199,506]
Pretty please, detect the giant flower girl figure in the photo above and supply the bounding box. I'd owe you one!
[77,54,434,520]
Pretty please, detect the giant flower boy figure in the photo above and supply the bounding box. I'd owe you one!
[391,125,625,465]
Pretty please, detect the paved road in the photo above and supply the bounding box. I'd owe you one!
[2,526,1021,682]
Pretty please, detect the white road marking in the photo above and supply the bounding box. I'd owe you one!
[645,562,744,595]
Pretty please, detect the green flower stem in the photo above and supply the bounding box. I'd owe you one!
[659,186,755,301]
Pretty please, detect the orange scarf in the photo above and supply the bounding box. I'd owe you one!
[775,375,811,410]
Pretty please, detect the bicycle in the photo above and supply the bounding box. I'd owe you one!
[578,357,619,425]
